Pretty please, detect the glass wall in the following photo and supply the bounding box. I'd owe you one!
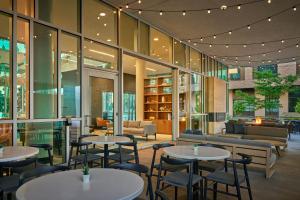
[174,40,186,68]
[33,23,57,119]
[83,39,118,70]
[61,33,81,117]
[0,123,12,146]
[179,72,190,134]
[38,0,80,32]
[120,13,138,52]
[139,22,149,56]
[190,48,200,72]
[17,19,30,119]
[0,13,12,119]
[84,0,117,44]
[17,0,34,17]
[150,28,172,63]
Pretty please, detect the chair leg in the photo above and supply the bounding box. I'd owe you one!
[236,184,242,200]
[246,176,253,200]
[204,179,208,200]
[213,183,218,200]
[7,193,12,200]
[175,186,178,200]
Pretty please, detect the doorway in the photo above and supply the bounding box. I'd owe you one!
[83,68,118,135]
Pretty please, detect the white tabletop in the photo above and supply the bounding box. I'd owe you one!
[82,135,130,145]
[163,145,231,161]
[0,146,39,162]
[16,168,144,200]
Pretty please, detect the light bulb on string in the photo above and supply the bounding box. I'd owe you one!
[207,9,211,14]
[200,37,203,42]
[182,11,186,16]
[293,6,297,11]
[268,0,272,4]
[209,44,212,48]
[138,0,142,4]
[160,10,163,15]
[213,35,217,39]
[138,10,142,14]
[237,5,241,10]
[247,25,251,30]
[228,31,232,35]
[125,4,129,8]
[268,17,271,22]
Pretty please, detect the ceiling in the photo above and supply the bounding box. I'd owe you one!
[106,0,300,68]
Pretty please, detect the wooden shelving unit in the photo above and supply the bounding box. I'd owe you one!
[144,76,173,135]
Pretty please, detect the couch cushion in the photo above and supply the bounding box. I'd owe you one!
[245,126,288,138]
[123,127,144,134]
[140,121,152,128]
[128,121,141,128]
[205,136,272,148]
[123,121,129,128]
[179,134,207,141]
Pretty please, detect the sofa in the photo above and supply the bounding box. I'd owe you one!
[123,121,157,140]
[177,134,277,178]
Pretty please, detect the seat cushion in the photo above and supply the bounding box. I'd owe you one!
[107,153,135,163]
[198,161,224,172]
[123,128,144,134]
[109,147,134,154]
[206,171,245,186]
[162,171,202,187]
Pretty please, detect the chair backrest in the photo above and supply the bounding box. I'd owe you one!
[19,165,69,185]
[30,144,53,166]
[150,143,174,176]
[116,141,139,164]
[68,141,91,166]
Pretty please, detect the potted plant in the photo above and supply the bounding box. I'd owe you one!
[82,164,90,183]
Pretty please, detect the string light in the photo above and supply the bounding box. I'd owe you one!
[119,7,122,11]
[138,0,142,4]
[160,10,163,15]
[278,50,282,53]
[209,44,212,47]
[225,45,229,48]
[281,40,285,43]
[261,43,265,46]
[268,17,272,22]
[297,44,299,48]
[188,39,191,43]
[126,4,129,8]
[228,31,232,35]
[193,42,197,46]
[243,44,247,48]
[293,6,297,11]
[247,25,251,30]
[200,38,203,42]
[268,0,271,4]
[213,35,217,39]
[207,9,211,14]
[138,10,142,14]
[182,11,186,16]
[237,5,241,10]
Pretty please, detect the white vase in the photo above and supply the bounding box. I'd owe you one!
[0,148,3,154]
[83,174,90,183]
[193,146,199,155]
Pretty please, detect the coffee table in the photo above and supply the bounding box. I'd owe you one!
[16,168,144,200]
[254,139,285,156]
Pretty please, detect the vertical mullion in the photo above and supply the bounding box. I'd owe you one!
[12,0,17,144]
[29,20,34,119]
[57,29,61,118]
[34,0,38,18]
[80,0,84,135]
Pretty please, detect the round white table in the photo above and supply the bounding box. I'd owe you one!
[82,136,131,167]
[163,145,231,161]
[16,168,144,200]
[0,146,39,162]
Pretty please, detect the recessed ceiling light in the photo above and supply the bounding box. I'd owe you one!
[99,12,106,17]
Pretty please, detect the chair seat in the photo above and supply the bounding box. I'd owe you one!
[107,153,135,163]
[198,161,224,173]
[73,154,102,163]
[206,171,245,186]
[79,148,104,155]
[109,147,134,154]
[162,171,202,188]
[0,175,20,192]
[154,163,187,172]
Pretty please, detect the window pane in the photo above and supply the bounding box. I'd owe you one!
[0,124,12,146]
[179,72,190,134]
[84,0,117,44]
[139,22,149,56]
[34,23,57,119]
[17,121,78,164]
[38,0,80,32]
[17,19,30,119]
[17,0,34,17]
[150,28,172,63]
[0,0,12,10]
[0,13,12,119]
[190,48,200,72]
[61,33,80,117]
[120,13,138,51]
[174,40,186,67]
[83,39,118,70]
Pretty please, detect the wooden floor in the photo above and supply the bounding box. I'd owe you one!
[138,134,300,200]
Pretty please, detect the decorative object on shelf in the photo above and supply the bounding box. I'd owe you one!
[161,96,165,103]
[82,164,90,184]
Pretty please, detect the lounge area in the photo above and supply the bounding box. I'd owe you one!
[1,0,300,200]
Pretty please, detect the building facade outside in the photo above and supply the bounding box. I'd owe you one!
[228,62,300,120]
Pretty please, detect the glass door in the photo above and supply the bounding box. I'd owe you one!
[83,68,118,135]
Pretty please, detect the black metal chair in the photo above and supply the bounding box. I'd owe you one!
[109,134,136,154]
[0,157,37,200]
[204,153,253,200]
[68,141,102,169]
[30,144,53,166]
[19,165,69,185]
[111,162,154,200]
[197,143,226,175]
[107,141,139,165]
[156,156,203,200]
[155,190,169,200]
[78,134,104,155]
[150,143,187,178]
